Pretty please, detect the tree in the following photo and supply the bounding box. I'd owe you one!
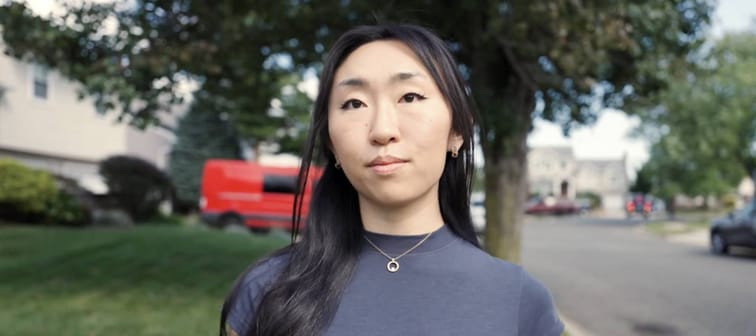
[347,1,713,261]
[0,1,714,262]
[638,32,756,211]
[168,96,242,210]
[0,1,317,139]
[630,165,652,195]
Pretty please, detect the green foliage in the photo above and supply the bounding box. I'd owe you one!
[0,1,714,143]
[273,73,318,154]
[0,0,715,260]
[168,98,242,208]
[0,160,89,225]
[638,32,756,199]
[472,167,486,192]
[576,191,602,209]
[0,225,288,335]
[45,190,89,226]
[0,159,57,219]
[99,155,173,222]
[630,165,653,194]
[0,1,317,139]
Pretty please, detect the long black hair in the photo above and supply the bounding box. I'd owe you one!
[220,23,479,336]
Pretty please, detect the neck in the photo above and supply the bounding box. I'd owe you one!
[358,187,445,235]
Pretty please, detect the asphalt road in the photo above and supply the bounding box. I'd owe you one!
[521,215,756,336]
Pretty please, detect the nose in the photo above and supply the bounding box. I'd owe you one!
[368,101,400,146]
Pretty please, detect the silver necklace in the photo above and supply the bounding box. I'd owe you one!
[363,231,434,273]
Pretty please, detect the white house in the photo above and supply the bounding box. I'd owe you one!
[528,146,629,210]
[0,43,176,192]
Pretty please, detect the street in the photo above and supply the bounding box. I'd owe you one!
[522,215,756,336]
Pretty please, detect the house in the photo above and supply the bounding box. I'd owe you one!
[0,43,176,193]
[528,146,629,210]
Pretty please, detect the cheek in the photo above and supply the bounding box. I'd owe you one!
[328,117,362,160]
[409,113,452,150]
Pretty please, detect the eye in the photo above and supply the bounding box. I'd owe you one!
[340,99,366,110]
[399,93,427,103]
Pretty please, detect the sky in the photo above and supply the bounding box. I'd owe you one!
[26,0,756,178]
[528,0,756,179]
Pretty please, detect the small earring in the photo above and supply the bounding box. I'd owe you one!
[334,161,341,169]
[450,148,459,158]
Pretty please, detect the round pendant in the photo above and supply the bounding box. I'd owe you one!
[387,259,400,273]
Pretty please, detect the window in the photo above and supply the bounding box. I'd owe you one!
[32,65,48,99]
[737,202,755,219]
[263,175,297,194]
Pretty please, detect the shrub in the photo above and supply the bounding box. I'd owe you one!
[0,159,57,221]
[99,155,174,222]
[576,191,603,209]
[721,194,738,210]
[46,190,90,226]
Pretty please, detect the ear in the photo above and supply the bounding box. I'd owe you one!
[447,132,464,152]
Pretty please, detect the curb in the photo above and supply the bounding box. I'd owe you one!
[560,313,594,336]
[632,224,709,248]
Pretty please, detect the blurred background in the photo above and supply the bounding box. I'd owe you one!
[0,0,754,335]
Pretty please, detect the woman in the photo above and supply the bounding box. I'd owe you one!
[220,24,564,336]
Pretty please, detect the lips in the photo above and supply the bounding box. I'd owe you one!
[367,156,408,167]
[367,156,409,175]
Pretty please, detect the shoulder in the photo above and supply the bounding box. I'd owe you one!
[453,242,523,280]
[514,265,564,336]
[239,252,289,289]
[464,249,563,335]
[225,253,289,335]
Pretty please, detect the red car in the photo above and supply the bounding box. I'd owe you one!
[199,159,321,233]
[525,197,579,215]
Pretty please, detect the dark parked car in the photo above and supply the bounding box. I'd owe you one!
[710,202,756,255]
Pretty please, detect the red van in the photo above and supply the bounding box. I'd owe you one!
[199,159,321,233]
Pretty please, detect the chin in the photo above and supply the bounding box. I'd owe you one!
[364,187,431,208]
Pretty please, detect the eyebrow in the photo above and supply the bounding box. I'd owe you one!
[335,72,426,88]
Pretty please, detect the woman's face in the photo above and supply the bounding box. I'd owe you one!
[328,40,462,207]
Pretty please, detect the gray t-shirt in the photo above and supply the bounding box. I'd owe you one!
[227,225,564,335]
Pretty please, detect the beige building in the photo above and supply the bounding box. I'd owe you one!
[0,47,175,192]
[528,146,629,210]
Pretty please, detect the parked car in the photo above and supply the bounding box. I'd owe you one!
[525,196,579,215]
[710,202,756,255]
[199,159,321,233]
[470,192,486,233]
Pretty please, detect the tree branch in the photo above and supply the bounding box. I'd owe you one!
[494,36,538,93]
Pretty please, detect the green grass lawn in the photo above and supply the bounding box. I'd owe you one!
[0,223,288,336]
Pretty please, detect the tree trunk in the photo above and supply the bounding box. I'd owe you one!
[751,168,756,205]
[483,135,529,263]
[665,197,676,220]
[469,30,535,263]
[480,83,533,264]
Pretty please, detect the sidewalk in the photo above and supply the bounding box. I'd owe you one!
[665,227,708,247]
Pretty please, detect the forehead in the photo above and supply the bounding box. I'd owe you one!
[333,40,432,84]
